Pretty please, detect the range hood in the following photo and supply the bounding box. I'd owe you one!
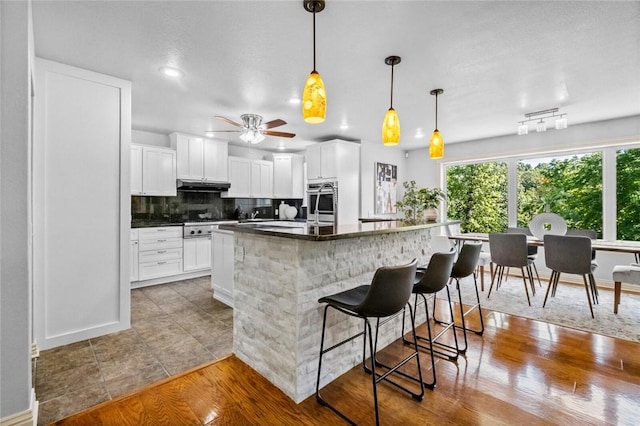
[176,179,231,192]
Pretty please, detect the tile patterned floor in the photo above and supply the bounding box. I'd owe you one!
[34,277,233,425]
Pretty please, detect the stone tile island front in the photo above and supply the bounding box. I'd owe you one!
[218,220,460,403]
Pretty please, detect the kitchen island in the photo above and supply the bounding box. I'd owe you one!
[218,220,459,403]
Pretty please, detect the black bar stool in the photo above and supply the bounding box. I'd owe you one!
[399,250,457,388]
[433,243,484,353]
[315,259,423,426]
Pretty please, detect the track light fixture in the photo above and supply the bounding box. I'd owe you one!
[302,0,327,124]
[429,89,444,159]
[517,108,568,135]
[382,56,401,146]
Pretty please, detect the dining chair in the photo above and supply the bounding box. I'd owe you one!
[543,234,598,318]
[611,263,640,313]
[487,233,535,306]
[565,229,598,302]
[507,227,541,287]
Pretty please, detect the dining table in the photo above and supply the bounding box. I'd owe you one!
[449,232,640,259]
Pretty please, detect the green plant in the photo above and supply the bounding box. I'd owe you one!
[395,180,446,224]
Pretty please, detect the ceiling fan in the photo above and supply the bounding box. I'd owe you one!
[210,114,296,144]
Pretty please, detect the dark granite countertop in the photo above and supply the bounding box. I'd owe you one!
[131,221,183,228]
[218,220,461,241]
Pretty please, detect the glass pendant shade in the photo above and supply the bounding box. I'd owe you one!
[382,108,400,146]
[302,70,326,124]
[429,129,444,159]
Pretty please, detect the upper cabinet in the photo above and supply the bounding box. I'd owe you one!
[131,144,177,196]
[170,133,228,182]
[270,153,304,199]
[305,139,359,182]
[223,156,273,198]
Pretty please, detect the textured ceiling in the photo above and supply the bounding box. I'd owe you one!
[32,1,640,152]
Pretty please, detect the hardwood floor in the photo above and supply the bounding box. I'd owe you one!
[51,305,640,425]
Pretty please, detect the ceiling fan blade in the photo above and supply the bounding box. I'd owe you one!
[262,130,296,138]
[214,115,243,127]
[262,118,287,129]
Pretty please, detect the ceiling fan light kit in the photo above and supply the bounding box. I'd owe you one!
[302,0,327,124]
[382,55,401,146]
[429,89,444,159]
[517,107,568,136]
[209,114,295,144]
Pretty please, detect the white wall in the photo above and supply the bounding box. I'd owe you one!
[132,129,170,147]
[0,0,34,419]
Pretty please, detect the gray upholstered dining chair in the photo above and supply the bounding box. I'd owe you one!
[543,234,598,318]
[507,227,541,286]
[487,233,536,306]
[565,229,598,302]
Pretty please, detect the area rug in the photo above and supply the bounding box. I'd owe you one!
[455,274,640,343]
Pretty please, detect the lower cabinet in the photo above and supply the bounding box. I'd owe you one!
[184,237,212,272]
[130,230,139,282]
[211,229,234,307]
[137,227,183,281]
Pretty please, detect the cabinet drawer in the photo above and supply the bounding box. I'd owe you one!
[138,227,182,240]
[139,237,183,251]
[138,247,183,262]
[138,259,183,281]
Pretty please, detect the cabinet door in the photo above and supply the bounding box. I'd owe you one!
[272,155,293,198]
[320,143,337,179]
[226,157,251,197]
[305,144,322,180]
[184,238,212,272]
[292,155,304,199]
[251,160,273,198]
[131,145,143,195]
[212,231,234,307]
[143,147,177,196]
[176,136,204,180]
[203,139,228,181]
[130,241,139,282]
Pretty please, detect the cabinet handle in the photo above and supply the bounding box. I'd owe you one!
[157,229,166,232]
[157,239,166,242]
[133,241,138,245]
[157,261,166,265]
[157,250,166,253]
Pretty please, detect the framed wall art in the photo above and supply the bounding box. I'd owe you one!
[375,162,398,214]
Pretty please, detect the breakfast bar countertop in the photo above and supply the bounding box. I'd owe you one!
[218,220,461,241]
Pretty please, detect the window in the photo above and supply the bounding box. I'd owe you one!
[517,153,602,237]
[446,161,507,233]
[616,148,640,241]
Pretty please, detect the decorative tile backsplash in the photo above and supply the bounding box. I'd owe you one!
[131,193,304,224]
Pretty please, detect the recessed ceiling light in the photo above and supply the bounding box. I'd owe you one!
[205,130,215,137]
[278,144,286,151]
[288,97,301,105]
[415,128,425,138]
[340,123,349,130]
[159,66,183,78]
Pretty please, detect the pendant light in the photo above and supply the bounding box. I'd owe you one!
[382,56,401,146]
[302,0,326,124]
[429,89,444,159]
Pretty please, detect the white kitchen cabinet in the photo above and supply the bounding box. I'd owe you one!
[212,229,234,307]
[251,160,273,198]
[131,145,143,194]
[170,132,228,181]
[184,237,212,272]
[131,144,177,196]
[223,156,273,198]
[305,143,337,180]
[305,139,361,225]
[137,226,183,281]
[270,153,304,199]
[130,230,139,282]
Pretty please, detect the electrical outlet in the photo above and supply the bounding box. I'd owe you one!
[235,246,245,262]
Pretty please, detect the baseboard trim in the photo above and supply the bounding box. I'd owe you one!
[0,389,38,426]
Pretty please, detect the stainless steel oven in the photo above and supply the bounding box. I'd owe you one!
[307,181,338,224]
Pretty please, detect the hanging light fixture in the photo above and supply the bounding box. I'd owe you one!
[517,108,568,135]
[302,0,326,124]
[429,89,444,159]
[382,56,401,146]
